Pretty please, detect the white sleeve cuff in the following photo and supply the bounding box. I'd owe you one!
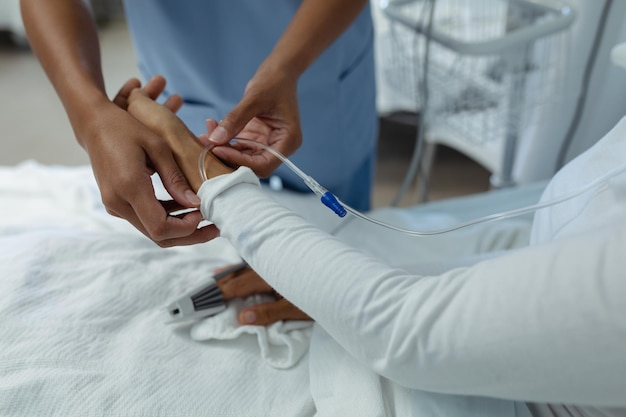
[197,166,260,220]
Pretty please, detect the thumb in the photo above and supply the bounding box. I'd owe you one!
[208,97,261,145]
[238,299,311,326]
[150,147,201,208]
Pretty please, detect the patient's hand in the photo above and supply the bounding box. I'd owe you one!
[216,265,311,325]
[124,78,233,192]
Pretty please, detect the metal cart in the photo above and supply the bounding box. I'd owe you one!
[377,0,576,199]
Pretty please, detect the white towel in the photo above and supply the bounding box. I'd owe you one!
[190,295,313,369]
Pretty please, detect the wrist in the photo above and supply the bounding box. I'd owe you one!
[156,121,233,192]
[67,92,115,149]
[255,55,302,87]
[204,150,234,182]
[178,141,233,193]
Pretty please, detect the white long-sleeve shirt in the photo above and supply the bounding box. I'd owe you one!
[198,118,626,416]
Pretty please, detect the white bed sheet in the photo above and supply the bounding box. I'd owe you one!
[0,162,543,416]
[0,162,315,416]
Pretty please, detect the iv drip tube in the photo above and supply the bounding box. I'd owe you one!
[199,138,623,237]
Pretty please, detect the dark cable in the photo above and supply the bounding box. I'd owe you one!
[556,0,613,169]
[391,0,436,206]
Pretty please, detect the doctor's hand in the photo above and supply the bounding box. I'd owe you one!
[216,265,312,326]
[102,76,218,247]
[204,63,302,178]
[124,78,309,326]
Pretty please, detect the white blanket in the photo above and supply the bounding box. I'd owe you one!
[0,162,314,416]
[0,162,539,416]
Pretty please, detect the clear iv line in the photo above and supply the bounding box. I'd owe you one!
[199,138,624,237]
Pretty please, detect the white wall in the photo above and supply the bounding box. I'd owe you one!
[563,0,626,164]
[514,0,626,183]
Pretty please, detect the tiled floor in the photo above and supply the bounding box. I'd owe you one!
[0,19,490,209]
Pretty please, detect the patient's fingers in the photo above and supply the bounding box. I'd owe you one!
[115,76,183,115]
[164,94,184,113]
[218,267,274,299]
[215,266,312,325]
[133,76,182,113]
[127,88,183,140]
[141,74,166,100]
[239,299,311,326]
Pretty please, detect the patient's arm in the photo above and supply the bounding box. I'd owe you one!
[126,79,626,403]
[125,85,234,191]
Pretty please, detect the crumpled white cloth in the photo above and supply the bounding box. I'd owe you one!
[191,295,313,369]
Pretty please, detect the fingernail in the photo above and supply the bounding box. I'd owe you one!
[241,310,256,324]
[209,126,228,143]
[185,190,201,206]
[211,146,224,157]
[197,133,210,146]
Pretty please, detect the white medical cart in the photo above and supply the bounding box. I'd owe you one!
[377,0,575,199]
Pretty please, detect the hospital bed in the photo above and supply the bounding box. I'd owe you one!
[0,161,544,415]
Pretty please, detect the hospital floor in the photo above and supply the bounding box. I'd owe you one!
[0,19,490,209]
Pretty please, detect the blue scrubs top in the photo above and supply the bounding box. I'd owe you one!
[123,1,378,210]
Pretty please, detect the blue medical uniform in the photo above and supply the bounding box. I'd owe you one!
[123,1,378,211]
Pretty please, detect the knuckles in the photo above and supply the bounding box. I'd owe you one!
[145,222,169,242]
[101,188,125,213]
[162,168,189,188]
[154,238,175,248]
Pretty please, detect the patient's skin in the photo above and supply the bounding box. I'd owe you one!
[126,88,233,191]
[123,79,311,325]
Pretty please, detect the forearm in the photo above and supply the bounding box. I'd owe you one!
[127,83,626,405]
[203,178,626,406]
[261,0,368,78]
[21,0,109,147]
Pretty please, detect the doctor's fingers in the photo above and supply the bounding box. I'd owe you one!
[107,199,219,247]
[199,118,286,176]
[98,150,205,243]
[112,78,141,110]
[127,186,214,246]
[210,145,281,178]
[197,119,219,147]
[238,298,312,326]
